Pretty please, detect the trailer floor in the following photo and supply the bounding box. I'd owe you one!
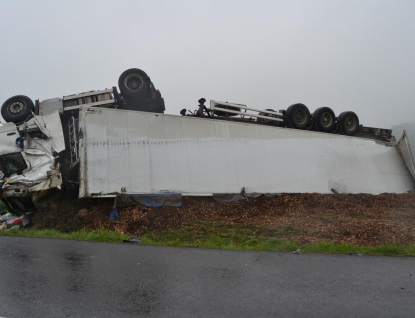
[31,193,415,247]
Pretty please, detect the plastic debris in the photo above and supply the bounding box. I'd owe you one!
[12,217,23,225]
[109,208,119,223]
[6,218,17,225]
[0,212,31,229]
[114,193,182,208]
[22,214,31,227]
[15,136,24,148]
[293,249,302,254]
[358,254,363,256]
[123,237,143,243]
[0,213,14,222]
[9,225,20,230]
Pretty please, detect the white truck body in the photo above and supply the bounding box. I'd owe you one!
[0,112,65,209]
[77,107,415,197]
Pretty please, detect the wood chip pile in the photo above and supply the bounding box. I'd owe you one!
[82,193,415,246]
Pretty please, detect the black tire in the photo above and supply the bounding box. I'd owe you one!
[118,68,151,97]
[312,107,336,132]
[337,111,360,136]
[286,103,311,129]
[1,95,34,123]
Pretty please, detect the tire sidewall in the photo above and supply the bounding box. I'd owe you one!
[118,69,151,97]
[1,95,34,123]
[314,107,336,132]
[338,111,360,136]
[287,104,310,129]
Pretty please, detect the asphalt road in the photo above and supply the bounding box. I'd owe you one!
[0,236,414,318]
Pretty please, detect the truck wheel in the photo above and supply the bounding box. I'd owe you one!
[286,103,310,129]
[118,68,151,97]
[337,111,359,136]
[1,95,34,123]
[313,107,336,132]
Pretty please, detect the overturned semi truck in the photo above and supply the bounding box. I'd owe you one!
[0,68,414,211]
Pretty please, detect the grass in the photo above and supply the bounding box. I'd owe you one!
[1,221,415,256]
[0,228,130,243]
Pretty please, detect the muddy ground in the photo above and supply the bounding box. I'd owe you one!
[32,193,415,246]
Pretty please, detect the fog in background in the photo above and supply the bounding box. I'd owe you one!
[1,0,414,136]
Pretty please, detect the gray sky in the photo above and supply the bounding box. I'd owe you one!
[1,0,415,131]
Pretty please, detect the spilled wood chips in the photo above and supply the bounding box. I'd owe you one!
[83,193,415,246]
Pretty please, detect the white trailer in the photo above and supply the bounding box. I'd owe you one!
[77,106,415,198]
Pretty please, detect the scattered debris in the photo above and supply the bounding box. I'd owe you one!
[0,213,14,222]
[12,217,23,225]
[109,208,119,224]
[0,210,32,230]
[358,254,363,256]
[6,217,17,225]
[22,214,31,227]
[293,249,302,254]
[123,237,143,243]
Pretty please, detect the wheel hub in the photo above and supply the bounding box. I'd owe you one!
[321,112,333,127]
[294,110,306,124]
[124,74,143,91]
[9,101,25,114]
[345,117,356,131]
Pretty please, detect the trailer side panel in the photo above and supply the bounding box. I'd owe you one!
[78,107,415,197]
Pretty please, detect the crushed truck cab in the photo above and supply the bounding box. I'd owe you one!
[0,111,65,211]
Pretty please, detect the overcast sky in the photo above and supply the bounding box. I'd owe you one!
[1,0,414,133]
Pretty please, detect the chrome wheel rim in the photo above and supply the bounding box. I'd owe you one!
[8,101,26,114]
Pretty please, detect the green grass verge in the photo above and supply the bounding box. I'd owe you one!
[1,221,415,256]
[0,228,130,243]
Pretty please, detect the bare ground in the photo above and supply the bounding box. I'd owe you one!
[32,192,415,246]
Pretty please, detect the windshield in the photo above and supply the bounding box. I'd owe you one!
[0,152,27,178]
